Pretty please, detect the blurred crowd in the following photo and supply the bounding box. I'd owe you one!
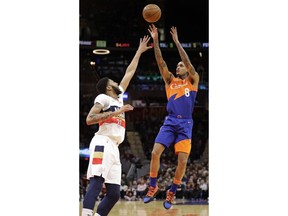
[80,157,208,202]
[79,108,209,202]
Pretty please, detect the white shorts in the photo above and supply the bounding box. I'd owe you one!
[86,135,121,185]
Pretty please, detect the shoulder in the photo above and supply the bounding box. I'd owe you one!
[95,93,109,101]
[167,75,177,84]
[94,94,111,107]
[187,75,199,89]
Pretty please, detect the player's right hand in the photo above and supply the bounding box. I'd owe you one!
[148,24,158,40]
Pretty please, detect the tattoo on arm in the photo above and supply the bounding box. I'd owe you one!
[154,46,162,62]
[155,45,168,73]
[89,111,114,123]
[177,43,196,74]
[159,61,167,75]
[153,40,172,84]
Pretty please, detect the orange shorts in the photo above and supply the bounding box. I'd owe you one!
[175,139,192,154]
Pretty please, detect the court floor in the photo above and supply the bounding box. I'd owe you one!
[79,199,209,216]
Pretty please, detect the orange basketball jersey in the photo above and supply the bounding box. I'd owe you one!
[166,77,198,119]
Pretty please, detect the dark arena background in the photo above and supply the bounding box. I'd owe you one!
[79,0,209,214]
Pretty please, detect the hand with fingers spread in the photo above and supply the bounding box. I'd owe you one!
[118,104,134,114]
[137,35,152,53]
[148,24,159,40]
[170,26,179,44]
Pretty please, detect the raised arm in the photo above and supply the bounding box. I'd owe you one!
[148,24,174,85]
[170,26,199,86]
[120,35,152,92]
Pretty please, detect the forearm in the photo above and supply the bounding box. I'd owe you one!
[175,41,196,73]
[153,38,167,71]
[153,38,163,64]
[125,50,142,74]
[120,50,142,91]
[86,111,117,125]
[153,37,171,83]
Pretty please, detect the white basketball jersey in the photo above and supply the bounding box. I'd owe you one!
[94,86,126,145]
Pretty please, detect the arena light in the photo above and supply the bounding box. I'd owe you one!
[93,49,110,55]
[96,40,107,47]
[79,148,90,158]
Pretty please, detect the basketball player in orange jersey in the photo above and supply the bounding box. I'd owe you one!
[143,24,199,209]
[81,35,151,216]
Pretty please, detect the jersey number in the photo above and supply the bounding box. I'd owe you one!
[116,119,122,125]
[184,88,190,97]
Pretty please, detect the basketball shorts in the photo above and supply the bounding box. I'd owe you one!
[155,115,193,154]
[86,135,121,185]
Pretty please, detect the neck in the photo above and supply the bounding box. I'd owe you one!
[178,73,188,80]
[107,91,118,99]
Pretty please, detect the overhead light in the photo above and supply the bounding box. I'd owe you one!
[93,49,110,55]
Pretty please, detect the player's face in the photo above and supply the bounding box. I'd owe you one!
[108,79,122,95]
[176,62,187,76]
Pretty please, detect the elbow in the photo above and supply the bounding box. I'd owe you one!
[86,118,94,126]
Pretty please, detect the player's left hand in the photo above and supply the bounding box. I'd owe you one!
[138,35,152,53]
[170,26,179,43]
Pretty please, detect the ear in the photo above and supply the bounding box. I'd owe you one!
[106,85,112,91]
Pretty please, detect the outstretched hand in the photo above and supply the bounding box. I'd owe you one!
[119,104,134,113]
[148,24,158,40]
[137,35,152,53]
[170,26,179,43]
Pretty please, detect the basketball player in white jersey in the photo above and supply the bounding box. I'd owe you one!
[81,35,151,216]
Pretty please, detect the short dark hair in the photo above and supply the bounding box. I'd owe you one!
[96,77,109,94]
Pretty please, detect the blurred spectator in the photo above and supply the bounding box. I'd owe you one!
[184,179,195,199]
[124,190,136,201]
[120,180,129,199]
[200,178,208,201]
[136,178,147,200]
[175,182,186,199]
[191,184,201,201]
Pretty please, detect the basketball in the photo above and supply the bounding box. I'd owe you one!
[142,4,161,23]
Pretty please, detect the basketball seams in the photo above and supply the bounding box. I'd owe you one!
[143,10,160,19]
[142,4,161,23]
